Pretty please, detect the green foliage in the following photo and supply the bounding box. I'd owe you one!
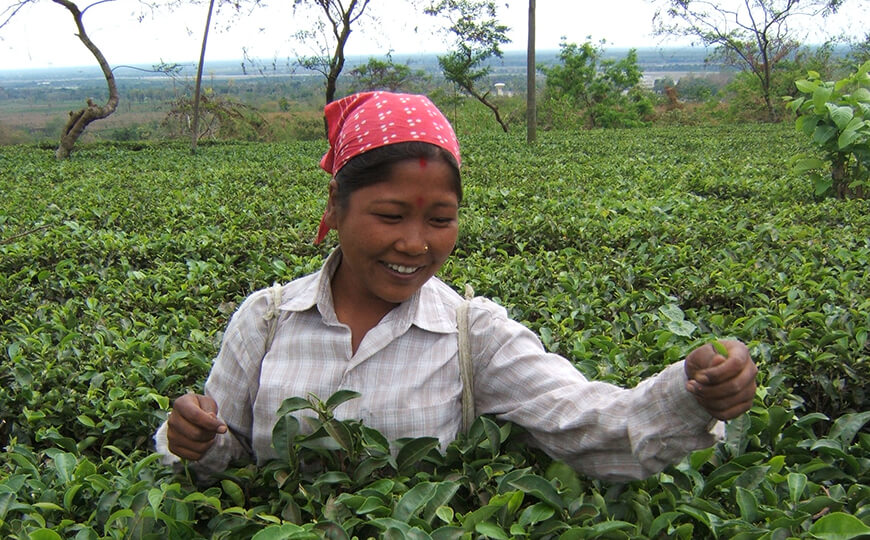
[652,0,844,122]
[786,60,870,198]
[106,125,152,142]
[2,126,869,537]
[721,44,843,123]
[720,71,781,123]
[347,56,430,94]
[425,0,512,132]
[540,40,654,129]
[673,75,726,103]
[163,91,271,142]
[844,33,870,71]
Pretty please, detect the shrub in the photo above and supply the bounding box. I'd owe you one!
[540,40,653,129]
[786,60,870,198]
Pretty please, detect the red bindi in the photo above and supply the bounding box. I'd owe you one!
[415,196,425,209]
[418,157,427,168]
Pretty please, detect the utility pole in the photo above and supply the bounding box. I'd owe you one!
[526,0,536,144]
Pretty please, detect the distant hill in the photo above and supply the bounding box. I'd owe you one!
[0,47,721,89]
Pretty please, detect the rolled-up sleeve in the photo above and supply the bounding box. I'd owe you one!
[470,299,721,482]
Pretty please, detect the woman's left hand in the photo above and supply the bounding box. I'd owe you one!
[684,340,758,420]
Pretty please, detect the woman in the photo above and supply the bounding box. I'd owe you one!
[156,91,757,482]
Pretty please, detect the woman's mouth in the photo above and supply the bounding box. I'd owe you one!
[384,262,423,275]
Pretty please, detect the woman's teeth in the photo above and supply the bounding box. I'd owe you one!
[386,263,419,274]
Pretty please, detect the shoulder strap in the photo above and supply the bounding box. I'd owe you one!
[263,282,284,353]
[457,283,475,435]
[221,282,283,456]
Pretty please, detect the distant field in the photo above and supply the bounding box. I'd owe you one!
[0,97,173,143]
[0,47,731,144]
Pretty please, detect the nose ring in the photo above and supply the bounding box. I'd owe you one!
[424,244,429,252]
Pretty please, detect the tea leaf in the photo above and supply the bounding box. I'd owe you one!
[809,512,870,539]
[506,474,563,510]
[396,437,440,472]
[710,341,729,357]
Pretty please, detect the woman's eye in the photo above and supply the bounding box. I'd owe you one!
[376,213,401,221]
[431,217,455,226]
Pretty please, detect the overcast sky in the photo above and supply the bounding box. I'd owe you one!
[0,0,865,71]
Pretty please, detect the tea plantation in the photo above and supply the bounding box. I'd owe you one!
[1,123,868,538]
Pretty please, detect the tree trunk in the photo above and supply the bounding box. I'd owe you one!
[191,0,216,154]
[467,87,509,133]
[53,0,119,159]
[831,155,867,199]
[321,0,359,133]
[762,83,777,122]
[526,0,536,144]
[832,155,847,198]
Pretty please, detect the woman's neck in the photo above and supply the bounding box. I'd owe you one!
[330,260,397,354]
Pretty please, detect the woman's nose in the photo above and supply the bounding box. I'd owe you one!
[396,223,428,255]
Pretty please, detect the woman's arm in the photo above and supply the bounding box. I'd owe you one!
[469,299,754,482]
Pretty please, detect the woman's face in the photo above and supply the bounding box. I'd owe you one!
[325,157,459,311]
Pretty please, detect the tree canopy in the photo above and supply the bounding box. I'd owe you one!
[541,40,653,128]
[425,0,512,132]
[652,0,846,121]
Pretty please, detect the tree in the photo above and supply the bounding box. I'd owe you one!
[347,55,430,93]
[425,0,512,132]
[163,90,269,141]
[540,40,653,129]
[1,0,119,159]
[652,0,845,122]
[786,60,870,199]
[844,33,870,70]
[190,0,216,154]
[292,0,372,106]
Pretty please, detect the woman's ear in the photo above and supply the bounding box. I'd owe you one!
[323,179,340,229]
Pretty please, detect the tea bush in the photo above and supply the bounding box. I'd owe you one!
[1,124,868,538]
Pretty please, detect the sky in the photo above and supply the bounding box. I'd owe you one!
[0,0,866,71]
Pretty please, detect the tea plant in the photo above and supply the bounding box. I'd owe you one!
[1,126,868,537]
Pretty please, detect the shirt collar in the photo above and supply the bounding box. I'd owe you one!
[278,248,457,334]
[277,248,341,324]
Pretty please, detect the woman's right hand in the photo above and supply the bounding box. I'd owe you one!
[166,393,228,460]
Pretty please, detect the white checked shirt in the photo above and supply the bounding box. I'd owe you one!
[156,249,722,482]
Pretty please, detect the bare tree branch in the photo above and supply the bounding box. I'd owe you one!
[652,0,841,121]
[0,1,32,30]
[292,0,373,105]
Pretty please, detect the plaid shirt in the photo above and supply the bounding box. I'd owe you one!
[156,249,721,482]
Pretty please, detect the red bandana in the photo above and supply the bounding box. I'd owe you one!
[315,91,461,244]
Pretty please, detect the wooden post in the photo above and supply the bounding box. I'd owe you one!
[527,0,536,144]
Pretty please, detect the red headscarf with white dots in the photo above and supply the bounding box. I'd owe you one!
[315,91,462,243]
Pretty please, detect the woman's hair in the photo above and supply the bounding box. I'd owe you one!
[333,141,462,209]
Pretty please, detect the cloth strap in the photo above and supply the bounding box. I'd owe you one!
[263,282,284,352]
[456,284,475,435]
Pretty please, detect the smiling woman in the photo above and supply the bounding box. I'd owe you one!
[155,90,757,485]
[325,157,460,341]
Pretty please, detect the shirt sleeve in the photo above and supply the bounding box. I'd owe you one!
[469,298,722,482]
[153,288,274,482]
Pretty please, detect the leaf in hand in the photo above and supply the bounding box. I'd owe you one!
[711,340,729,357]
